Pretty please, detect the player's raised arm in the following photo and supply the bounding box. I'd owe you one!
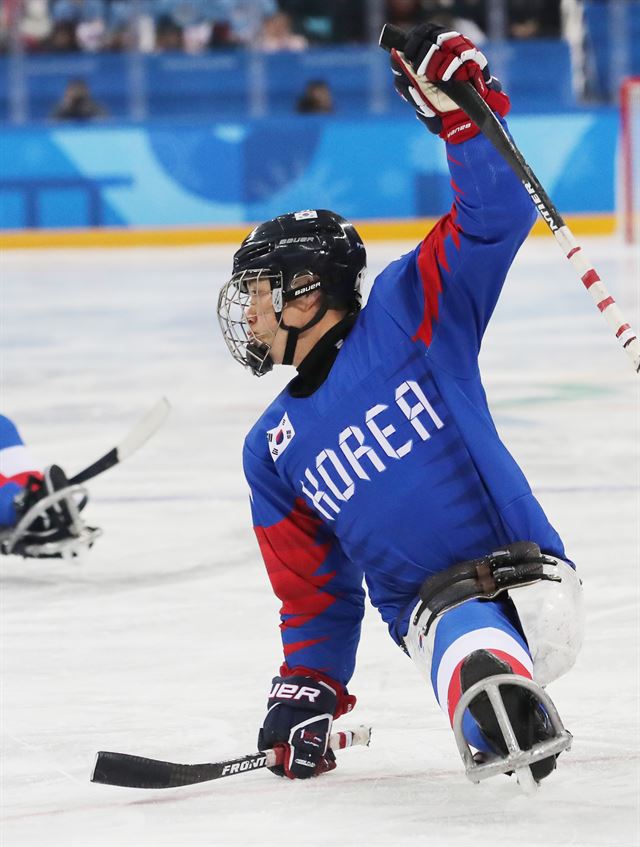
[390,23,535,235]
[378,23,536,372]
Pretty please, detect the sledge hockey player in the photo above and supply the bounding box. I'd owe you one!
[217,23,583,787]
[0,415,101,558]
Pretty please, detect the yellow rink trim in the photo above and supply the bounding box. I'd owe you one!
[0,213,617,250]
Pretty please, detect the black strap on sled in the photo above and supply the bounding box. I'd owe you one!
[412,541,560,637]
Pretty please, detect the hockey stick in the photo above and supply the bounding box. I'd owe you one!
[68,398,171,485]
[380,24,640,374]
[91,725,372,788]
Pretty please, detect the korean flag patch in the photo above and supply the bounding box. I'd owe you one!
[267,412,295,461]
[294,210,318,221]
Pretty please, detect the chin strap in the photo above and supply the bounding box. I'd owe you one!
[282,326,300,366]
[281,301,328,366]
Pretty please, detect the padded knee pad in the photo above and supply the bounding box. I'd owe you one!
[404,544,583,686]
[509,559,584,685]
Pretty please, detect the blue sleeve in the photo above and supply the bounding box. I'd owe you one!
[0,415,28,526]
[243,439,365,687]
[0,415,24,450]
[370,123,537,376]
[0,482,21,526]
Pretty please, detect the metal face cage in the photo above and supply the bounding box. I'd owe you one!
[217,268,321,376]
[217,268,284,377]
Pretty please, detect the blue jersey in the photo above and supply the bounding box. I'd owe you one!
[243,126,566,687]
[0,416,40,526]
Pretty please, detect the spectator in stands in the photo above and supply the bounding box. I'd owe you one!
[208,20,236,48]
[76,17,107,51]
[155,15,184,51]
[19,0,53,52]
[450,0,486,32]
[51,0,107,51]
[154,0,210,51]
[295,79,334,113]
[231,0,280,44]
[165,0,279,49]
[279,0,366,44]
[182,21,213,53]
[202,0,279,47]
[51,0,107,24]
[106,1,156,53]
[43,20,80,52]
[419,4,486,43]
[508,0,560,39]
[258,12,308,52]
[385,0,423,31]
[51,78,107,120]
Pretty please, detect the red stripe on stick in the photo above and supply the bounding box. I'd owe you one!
[597,296,615,312]
[581,269,600,289]
[616,323,631,338]
[567,246,581,259]
[333,732,348,750]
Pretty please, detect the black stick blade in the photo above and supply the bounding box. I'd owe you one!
[92,751,219,789]
[92,750,271,788]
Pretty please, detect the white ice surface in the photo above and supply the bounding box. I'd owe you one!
[1,236,639,847]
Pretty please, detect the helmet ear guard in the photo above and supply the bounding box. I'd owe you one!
[281,274,323,306]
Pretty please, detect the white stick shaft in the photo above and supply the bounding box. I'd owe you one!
[263,724,372,768]
[553,225,640,372]
[117,397,171,460]
[329,725,372,751]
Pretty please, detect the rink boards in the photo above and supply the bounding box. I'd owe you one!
[0,109,620,239]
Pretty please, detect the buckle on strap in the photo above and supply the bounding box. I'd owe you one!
[452,674,572,793]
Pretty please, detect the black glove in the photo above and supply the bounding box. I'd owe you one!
[258,672,346,779]
[391,22,509,143]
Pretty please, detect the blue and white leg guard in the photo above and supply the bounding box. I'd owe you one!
[404,543,582,786]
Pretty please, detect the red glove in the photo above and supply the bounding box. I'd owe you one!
[391,22,510,143]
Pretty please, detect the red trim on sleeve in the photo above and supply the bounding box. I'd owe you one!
[254,497,336,630]
[412,207,462,348]
[283,637,328,658]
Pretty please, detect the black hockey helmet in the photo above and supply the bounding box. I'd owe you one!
[218,210,366,376]
[233,209,366,314]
